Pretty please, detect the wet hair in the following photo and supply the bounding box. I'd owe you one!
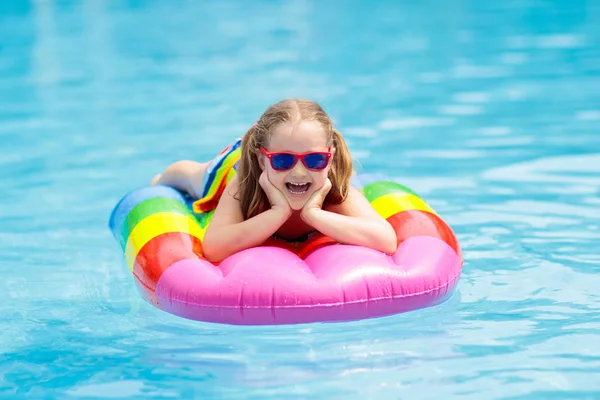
[236,99,353,219]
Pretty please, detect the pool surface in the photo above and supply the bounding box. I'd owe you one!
[1,0,599,398]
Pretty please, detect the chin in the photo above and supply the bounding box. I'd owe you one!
[287,199,308,210]
[282,184,314,210]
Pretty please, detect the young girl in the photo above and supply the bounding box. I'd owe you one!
[151,99,397,262]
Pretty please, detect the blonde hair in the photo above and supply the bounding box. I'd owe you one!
[237,99,353,219]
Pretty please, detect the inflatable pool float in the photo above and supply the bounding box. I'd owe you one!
[108,174,462,325]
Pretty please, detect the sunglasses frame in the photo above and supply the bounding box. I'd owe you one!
[259,147,333,171]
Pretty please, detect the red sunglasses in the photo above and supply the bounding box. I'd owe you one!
[259,147,333,171]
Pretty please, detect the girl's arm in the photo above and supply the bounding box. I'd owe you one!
[302,185,398,254]
[202,175,290,262]
[151,160,207,198]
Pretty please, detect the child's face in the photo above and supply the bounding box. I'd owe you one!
[260,120,333,210]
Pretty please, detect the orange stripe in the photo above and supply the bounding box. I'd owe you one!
[133,232,203,291]
[192,170,232,214]
[387,209,461,257]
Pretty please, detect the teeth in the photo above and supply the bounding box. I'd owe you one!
[286,182,310,196]
[287,188,307,194]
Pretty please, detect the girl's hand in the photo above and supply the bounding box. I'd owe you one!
[300,178,332,222]
[259,171,292,217]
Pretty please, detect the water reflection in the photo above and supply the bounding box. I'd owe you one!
[1,0,600,398]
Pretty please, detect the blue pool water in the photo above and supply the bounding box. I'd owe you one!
[2,0,600,398]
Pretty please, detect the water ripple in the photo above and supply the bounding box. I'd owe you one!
[1,0,600,398]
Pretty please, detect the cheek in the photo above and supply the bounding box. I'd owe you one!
[311,171,329,187]
[267,169,286,185]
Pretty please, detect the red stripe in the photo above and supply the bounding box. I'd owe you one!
[261,233,338,259]
[192,169,232,214]
[296,234,338,259]
[387,210,462,258]
[133,232,203,291]
[133,277,160,306]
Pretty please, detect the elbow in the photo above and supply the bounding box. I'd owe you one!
[203,247,227,264]
[377,235,397,255]
[382,237,398,255]
[379,223,398,255]
[202,247,223,263]
[201,237,227,263]
[354,222,397,255]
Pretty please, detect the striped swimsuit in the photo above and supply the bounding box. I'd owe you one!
[191,137,242,214]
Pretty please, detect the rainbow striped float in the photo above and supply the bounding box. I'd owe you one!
[109,175,462,325]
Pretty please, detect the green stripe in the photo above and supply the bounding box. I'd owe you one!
[360,181,419,203]
[193,209,215,229]
[119,197,192,248]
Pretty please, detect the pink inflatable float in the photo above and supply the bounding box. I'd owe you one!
[109,175,463,325]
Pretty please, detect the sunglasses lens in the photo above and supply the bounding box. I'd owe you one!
[304,153,328,170]
[271,154,296,170]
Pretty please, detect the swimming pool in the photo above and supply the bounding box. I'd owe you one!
[1,0,599,398]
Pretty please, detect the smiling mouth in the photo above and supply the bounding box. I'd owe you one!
[286,182,311,195]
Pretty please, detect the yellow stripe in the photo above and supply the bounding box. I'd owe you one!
[205,152,240,198]
[124,212,206,268]
[225,167,236,182]
[371,193,437,219]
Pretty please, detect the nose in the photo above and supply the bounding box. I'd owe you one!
[289,159,309,177]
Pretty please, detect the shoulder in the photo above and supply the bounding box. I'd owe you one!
[210,174,244,224]
[221,174,243,203]
[325,186,379,218]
